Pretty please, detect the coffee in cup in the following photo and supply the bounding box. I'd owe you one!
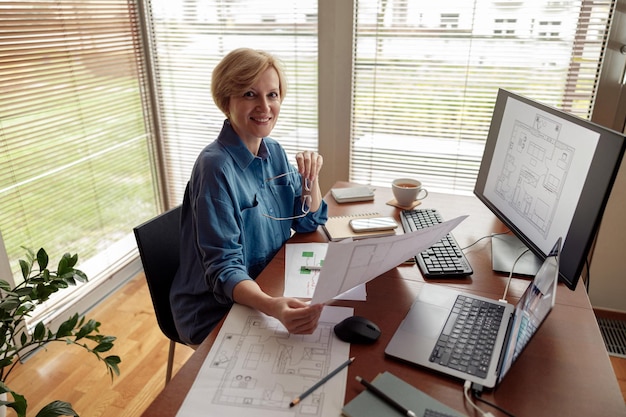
[391,178,428,207]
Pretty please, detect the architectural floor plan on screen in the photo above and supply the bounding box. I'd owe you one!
[176,304,351,417]
[496,114,573,238]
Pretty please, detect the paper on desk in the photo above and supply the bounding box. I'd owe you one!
[175,303,353,417]
[284,242,366,301]
[310,215,468,305]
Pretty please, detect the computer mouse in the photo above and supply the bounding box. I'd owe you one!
[334,315,381,344]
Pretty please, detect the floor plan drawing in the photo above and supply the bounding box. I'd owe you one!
[284,243,328,298]
[495,114,574,238]
[176,304,352,417]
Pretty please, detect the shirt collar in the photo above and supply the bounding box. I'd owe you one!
[217,119,272,170]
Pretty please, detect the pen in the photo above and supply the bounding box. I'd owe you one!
[289,357,355,407]
[301,265,322,271]
[356,376,416,417]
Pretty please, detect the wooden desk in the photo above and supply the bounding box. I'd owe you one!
[142,183,625,417]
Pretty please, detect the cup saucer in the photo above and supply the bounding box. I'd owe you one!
[386,198,422,210]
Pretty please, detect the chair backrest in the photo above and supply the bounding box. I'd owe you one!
[133,205,183,344]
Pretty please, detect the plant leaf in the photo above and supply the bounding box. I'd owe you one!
[73,270,88,283]
[0,299,20,310]
[55,314,79,338]
[93,341,114,353]
[66,253,78,269]
[0,357,13,369]
[36,248,49,270]
[4,390,27,417]
[0,381,10,394]
[35,400,79,417]
[0,280,12,291]
[105,355,121,378]
[75,319,99,341]
[19,259,30,280]
[34,321,46,341]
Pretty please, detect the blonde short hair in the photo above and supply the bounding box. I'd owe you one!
[211,48,287,117]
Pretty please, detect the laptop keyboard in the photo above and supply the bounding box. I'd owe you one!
[400,209,473,278]
[429,295,506,378]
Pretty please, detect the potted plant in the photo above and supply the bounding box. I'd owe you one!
[0,247,121,417]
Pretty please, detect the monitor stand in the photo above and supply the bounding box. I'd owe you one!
[491,234,542,276]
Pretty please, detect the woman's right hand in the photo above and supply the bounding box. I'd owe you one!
[233,279,324,334]
[268,297,324,334]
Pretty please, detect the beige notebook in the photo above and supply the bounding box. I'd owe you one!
[322,212,397,241]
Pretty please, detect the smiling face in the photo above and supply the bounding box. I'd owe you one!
[228,67,281,153]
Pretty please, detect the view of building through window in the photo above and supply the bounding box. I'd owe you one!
[351,0,612,194]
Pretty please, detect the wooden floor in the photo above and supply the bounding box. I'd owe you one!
[5,274,626,416]
[5,273,194,417]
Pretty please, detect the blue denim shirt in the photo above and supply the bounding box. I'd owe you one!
[171,120,328,345]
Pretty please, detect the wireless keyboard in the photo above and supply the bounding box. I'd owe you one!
[400,208,473,278]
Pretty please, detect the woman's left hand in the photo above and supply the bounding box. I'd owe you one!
[295,150,323,183]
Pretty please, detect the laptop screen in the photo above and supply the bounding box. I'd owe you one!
[498,238,561,383]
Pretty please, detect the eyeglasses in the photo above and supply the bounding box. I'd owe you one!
[263,171,312,221]
[265,171,312,192]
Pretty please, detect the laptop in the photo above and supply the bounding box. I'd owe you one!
[385,238,561,389]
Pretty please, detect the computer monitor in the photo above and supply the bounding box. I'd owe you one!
[474,89,625,290]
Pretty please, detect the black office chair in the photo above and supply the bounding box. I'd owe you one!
[133,205,184,384]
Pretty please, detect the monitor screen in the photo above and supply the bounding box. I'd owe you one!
[474,89,625,290]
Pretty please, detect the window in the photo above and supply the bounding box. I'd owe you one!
[538,21,563,39]
[441,13,460,29]
[351,0,614,195]
[494,18,517,36]
[144,0,319,206]
[0,1,157,325]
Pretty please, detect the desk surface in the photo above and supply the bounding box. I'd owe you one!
[142,183,625,417]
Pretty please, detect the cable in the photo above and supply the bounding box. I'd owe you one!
[500,248,530,302]
[472,391,516,417]
[461,231,510,251]
[463,381,495,417]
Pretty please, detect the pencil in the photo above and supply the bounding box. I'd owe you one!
[289,357,355,407]
[356,375,416,417]
[301,265,323,271]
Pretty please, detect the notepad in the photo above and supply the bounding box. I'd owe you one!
[331,186,375,203]
[342,372,465,417]
[322,212,397,241]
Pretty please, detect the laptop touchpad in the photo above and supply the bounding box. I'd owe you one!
[399,301,448,339]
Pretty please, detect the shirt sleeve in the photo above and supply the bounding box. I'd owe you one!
[189,166,253,305]
[292,198,329,233]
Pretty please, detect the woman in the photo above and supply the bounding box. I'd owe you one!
[171,48,328,346]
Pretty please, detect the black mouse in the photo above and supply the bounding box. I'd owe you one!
[334,316,381,344]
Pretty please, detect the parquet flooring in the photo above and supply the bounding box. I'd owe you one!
[4,273,625,416]
[4,273,194,417]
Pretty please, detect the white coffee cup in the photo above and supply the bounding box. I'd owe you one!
[392,178,428,207]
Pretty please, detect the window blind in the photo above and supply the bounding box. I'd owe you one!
[144,0,319,205]
[351,0,614,195]
[0,1,157,324]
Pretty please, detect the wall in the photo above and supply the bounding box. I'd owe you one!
[590,161,626,311]
[588,0,626,312]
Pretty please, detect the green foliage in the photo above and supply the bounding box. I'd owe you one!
[0,248,121,417]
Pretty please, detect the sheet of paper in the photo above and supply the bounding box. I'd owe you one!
[284,242,366,301]
[176,304,353,417]
[311,215,468,304]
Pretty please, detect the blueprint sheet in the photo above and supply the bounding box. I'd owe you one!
[284,242,366,301]
[311,215,467,304]
[176,304,353,417]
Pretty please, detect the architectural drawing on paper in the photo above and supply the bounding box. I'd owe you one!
[297,250,322,297]
[495,114,573,238]
[208,313,335,416]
